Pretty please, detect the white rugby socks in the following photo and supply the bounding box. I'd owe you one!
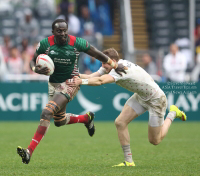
[166,111,176,121]
[122,145,133,163]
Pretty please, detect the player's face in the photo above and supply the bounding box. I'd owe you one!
[53,22,68,45]
[102,63,113,73]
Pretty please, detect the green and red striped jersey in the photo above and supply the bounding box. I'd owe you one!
[36,35,90,83]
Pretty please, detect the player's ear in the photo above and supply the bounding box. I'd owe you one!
[52,30,54,35]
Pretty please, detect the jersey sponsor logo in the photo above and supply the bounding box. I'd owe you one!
[54,58,72,64]
[50,50,58,55]
[65,51,75,56]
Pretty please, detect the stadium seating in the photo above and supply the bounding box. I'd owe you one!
[144,0,189,50]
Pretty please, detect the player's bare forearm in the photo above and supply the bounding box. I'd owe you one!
[67,75,114,87]
[86,45,109,63]
[88,77,103,86]
[79,72,101,79]
[84,75,115,86]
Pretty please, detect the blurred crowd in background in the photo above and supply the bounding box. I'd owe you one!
[0,0,114,81]
[0,0,200,82]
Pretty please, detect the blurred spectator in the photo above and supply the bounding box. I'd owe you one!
[175,38,194,70]
[79,6,95,36]
[88,0,113,35]
[79,6,103,50]
[1,36,12,59]
[83,56,101,74]
[18,8,39,44]
[56,3,81,36]
[0,46,8,80]
[142,54,157,75]
[56,4,65,19]
[18,38,35,56]
[35,0,56,17]
[21,50,31,74]
[163,44,187,82]
[67,3,80,36]
[59,0,69,18]
[191,53,200,82]
[5,46,23,74]
[195,24,200,42]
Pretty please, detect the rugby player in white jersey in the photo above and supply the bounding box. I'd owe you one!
[67,48,187,167]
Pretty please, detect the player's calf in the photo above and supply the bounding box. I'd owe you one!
[148,125,162,145]
[149,138,161,145]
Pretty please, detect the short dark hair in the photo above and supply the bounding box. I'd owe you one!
[52,19,68,30]
[103,48,120,61]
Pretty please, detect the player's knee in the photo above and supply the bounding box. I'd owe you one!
[149,138,161,145]
[41,109,53,121]
[115,118,126,129]
[54,112,66,127]
[54,119,66,127]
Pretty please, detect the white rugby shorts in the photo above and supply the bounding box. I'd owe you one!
[125,89,167,127]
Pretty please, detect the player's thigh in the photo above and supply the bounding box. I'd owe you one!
[116,104,138,125]
[54,81,80,102]
[124,93,147,117]
[51,93,69,110]
[147,92,167,140]
[116,94,147,125]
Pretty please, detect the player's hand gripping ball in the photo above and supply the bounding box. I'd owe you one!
[36,54,55,75]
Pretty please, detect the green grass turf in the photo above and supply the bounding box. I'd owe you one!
[0,121,199,176]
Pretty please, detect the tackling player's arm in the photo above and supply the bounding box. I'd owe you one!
[84,75,115,86]
[79,65,107,79]
[79,72,101,79]
[68,75,115,87]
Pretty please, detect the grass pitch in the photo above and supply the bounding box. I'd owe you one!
[0,121,199,176]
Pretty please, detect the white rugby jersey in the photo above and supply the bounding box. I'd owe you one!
[108,60,160,101]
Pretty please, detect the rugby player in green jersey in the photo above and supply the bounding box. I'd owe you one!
[17,19,125,164]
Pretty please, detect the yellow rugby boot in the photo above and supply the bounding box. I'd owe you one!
[170,105,187,121]
[112,161,135,167]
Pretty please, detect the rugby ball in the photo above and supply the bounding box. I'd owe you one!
[36,54,54,75]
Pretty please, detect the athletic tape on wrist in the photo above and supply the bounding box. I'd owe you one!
[107,58,118,69]
[82,79,88,85]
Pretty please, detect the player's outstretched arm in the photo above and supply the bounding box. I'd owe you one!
[67,75,115,87]
[30,52,49,75]
[85,75,115,86]
[79,72,101,79]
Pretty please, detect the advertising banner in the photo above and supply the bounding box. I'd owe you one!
[0,82,199,121]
